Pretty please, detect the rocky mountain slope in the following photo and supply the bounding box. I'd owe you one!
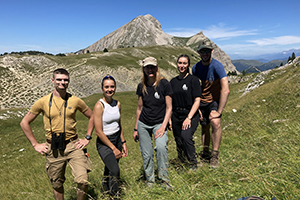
[0,46,195,109]
[76,14,237,73]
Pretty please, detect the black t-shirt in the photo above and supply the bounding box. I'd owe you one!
[170,74,202,109]
[136,79,173,126]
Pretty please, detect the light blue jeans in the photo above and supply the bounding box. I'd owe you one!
[138,120,169,183]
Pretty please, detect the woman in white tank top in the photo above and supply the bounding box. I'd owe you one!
[93,75,128,199]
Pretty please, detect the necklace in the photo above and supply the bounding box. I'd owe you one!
[52,98,65,117]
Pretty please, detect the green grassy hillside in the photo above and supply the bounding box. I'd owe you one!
[0,60,299,199]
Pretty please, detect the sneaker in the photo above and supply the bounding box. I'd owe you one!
[146,181,154,188]
[161,181,173,191]
[189,164,198,171]
[210,150,220,169]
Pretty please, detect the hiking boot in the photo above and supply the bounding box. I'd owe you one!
[161,181,173,191]
[210,150,220,169]
[200,150,211,162]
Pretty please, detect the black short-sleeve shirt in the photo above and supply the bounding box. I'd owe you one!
[136,79,173,126]
[170,74,202,109]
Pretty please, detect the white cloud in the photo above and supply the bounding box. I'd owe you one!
[203,24,258,39]
[165,24,258,39]
[248,36,300,46]
[165,28,200,37]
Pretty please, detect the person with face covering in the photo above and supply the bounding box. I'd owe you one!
[93,75,128,199]
[133,57,173,190]
[169,54,202,170]
[192,40,230,169]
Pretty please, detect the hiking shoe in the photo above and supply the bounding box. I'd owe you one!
[161,181,173,191]
[189,164,198,171]
[146,181,154,188]
[210,150,220,169]
[200,150,211,163]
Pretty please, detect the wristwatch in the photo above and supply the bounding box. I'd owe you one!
[85,135,92,140]
[187,116,192,120]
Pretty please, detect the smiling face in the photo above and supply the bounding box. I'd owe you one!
[177,57,190,74]
[143,65,158,78]
[102,79,116,97]
[52,73,69,92]
[198,48,213,63]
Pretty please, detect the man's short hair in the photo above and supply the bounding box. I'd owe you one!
[53,68,69,78]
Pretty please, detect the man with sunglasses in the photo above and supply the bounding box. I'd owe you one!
[20,68,94,200]
[192,40,230,169]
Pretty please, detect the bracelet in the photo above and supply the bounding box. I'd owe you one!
[121,140,126,144]
[134,128,138,131]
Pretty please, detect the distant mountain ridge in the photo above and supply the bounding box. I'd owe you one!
[232,59,287,73]
[76,14,237,73]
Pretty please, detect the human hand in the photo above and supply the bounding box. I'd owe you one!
[154,127,165,139]
[199,111,203,121]
[182,118,191,130]
[75,139,90,149]
[34,143,48,155]
[133,131,139,142]
[209,110,221,120]
[113,148,122,159]
[122,144,128,158]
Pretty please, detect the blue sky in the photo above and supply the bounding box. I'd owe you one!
[1,0,300,59]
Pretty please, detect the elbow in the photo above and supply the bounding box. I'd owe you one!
[20,119,25,129]
[225,89,230,96]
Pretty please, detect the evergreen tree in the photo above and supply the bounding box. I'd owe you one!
[292,52,296,61]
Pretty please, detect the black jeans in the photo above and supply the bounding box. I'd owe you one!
[96,130,122,197]
[172,110,199,164]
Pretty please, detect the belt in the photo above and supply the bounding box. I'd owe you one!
[47,134,78,145]
[175,107,191,111]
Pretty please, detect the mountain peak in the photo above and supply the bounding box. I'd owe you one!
[75,15,237,73]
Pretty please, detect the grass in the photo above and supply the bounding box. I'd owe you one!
[1,62,300,199]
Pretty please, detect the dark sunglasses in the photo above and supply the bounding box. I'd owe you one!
[199,49,212,54]
[56,78,69,82]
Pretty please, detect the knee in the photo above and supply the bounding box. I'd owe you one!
[210,119,221,130]
[109,165,120,178]
[155,142,168,153]
[51,178,65,190]
[74,173,89,186]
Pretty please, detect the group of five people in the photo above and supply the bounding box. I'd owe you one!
[20,39,230,199]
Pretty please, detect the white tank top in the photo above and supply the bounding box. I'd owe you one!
[100,99,120,135]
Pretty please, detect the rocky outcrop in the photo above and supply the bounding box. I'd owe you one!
[0,47,180,110]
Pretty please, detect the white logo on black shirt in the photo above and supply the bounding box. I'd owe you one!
[182,84,188,91]
[154,92,160,99]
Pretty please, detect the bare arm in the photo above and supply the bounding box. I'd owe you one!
[93,101,122,159]
[182,97,201,130]
[210,77,230,120]
[75,107,94,149]
[133,96,143,142]
[118,101,128,158]
[155,95,172,139]
[20,111,48,155]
